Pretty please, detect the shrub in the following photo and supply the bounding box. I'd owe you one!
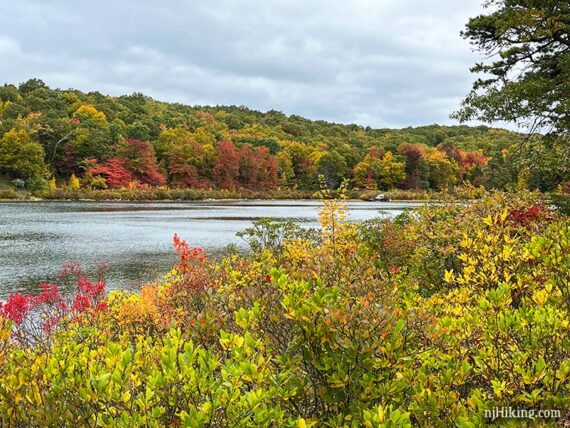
[11,178,25,189]
[552,194,570,217]
[0,263,107,347]
[1,191,569,425]
[0,189,18,199]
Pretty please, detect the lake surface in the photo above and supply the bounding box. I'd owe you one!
[0,200,421,298]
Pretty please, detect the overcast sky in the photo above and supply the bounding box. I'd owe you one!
[0,0,487,128]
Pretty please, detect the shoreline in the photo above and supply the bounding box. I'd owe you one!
[0,197,432,204]
[0,187,473,203]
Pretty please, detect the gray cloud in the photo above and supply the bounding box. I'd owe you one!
[0,0,487,128]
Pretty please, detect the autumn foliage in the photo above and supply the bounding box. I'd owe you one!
[212,141,278,191]
[87,157,135,188]
[115,138,166,186]
[0,263,107,347]
[1,192,569,425]
[6,80,559,199]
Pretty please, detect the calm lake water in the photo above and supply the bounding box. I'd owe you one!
[0,200,420,298]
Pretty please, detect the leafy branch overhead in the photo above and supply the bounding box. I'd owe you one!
[454,0,570,139]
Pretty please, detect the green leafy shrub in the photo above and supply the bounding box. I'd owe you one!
[1,191,569,426]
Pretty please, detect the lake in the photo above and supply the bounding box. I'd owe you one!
[0,200,421,298]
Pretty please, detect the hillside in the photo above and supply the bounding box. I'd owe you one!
[0,79,549,195]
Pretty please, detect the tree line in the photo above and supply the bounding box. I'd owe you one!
[0,79,565,194]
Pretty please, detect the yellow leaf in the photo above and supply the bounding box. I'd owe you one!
[234,336,244,348]
[444,270,455,284]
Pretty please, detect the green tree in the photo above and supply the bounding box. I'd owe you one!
[282,141,316,190]
[376,151,407,189]
[454,0,570,138]
[18,78,47,95]
[421,150,459,191]
[0,128,46,180]
[315,150,348,189]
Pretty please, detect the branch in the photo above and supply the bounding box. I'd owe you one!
[50,129,76,163]
[553,31,570,47]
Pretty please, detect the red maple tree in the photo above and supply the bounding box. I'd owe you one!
[213,140,240,190]
[88,157,135,188]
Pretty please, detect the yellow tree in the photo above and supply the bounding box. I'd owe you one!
[69,174,81,190]
[0,129,46,180]
[353,151,406,190]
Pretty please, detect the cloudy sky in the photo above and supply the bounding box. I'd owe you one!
[0,0,487,128]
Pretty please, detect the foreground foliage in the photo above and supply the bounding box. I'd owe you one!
[1,192,569,426]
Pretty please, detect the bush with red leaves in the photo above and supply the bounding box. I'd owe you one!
[0,263,107,347]
[173,233,207,274]
[507,204,549,227]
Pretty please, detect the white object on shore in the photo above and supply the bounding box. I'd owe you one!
[375,194,391,202]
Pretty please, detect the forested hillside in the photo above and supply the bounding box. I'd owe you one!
[0,79,565,196]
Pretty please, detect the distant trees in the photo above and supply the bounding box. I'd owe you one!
[255,147,279,190]
[315,151,348,189]
[421,150,459,191]
[438,142,489,186]
[87,158,134,188]
[0,129,46,180]
[212,141,278,191]
[115,139,165,186]
[353,150,406,190]
[0,79,540,193]
[281,141,316,190]
[213,141,240,190]
[397,143,428,189]
[276,152,294,186]
[69,105,112,161]
[168,139,210,188]
[86,139,165,188]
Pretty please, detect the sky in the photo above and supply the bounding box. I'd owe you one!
[0,0,488,129]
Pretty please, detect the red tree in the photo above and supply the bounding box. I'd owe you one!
[213,141,240,190]
[255,147,279,190]
[88,157,135,188]
[116,139,166,186]
[238,145,261,189]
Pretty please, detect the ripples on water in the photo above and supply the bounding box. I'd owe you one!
[0,200,421,298]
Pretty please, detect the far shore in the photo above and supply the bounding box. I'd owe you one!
[0,186,481,204]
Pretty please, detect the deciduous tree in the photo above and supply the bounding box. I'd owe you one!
[115,138,165,186]
[87,158,134,188]
[315,150,347,189]
[213,140,240,190]
[0,128,46,180]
